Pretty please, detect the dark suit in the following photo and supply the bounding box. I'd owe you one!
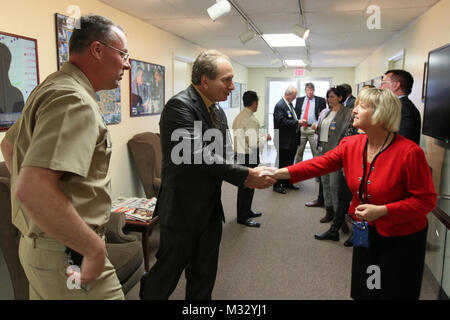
[273,98,300,187]
[294,95,327,162]
[142,85,248,300]
[398,96,421,145]
[344,95,356,108]
[294,95,327,121]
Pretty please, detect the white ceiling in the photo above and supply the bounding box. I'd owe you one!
[99,0,440,68]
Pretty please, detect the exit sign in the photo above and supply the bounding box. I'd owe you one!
[294,68,304,77]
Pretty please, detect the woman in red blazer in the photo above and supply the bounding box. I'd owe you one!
[273,88,436,299]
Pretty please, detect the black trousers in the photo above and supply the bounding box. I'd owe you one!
[351,225,428,300]
[236,152,259,221]
[275,147,297,187]
[331,171,352,231]
[142,213,223,300]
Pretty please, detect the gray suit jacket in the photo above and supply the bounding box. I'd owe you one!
[316,106,353,154]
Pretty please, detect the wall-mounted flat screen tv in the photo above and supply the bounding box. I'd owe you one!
[422,43,450,143]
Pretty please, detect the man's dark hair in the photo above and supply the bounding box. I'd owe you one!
[305,82,315,90]
[191,50,229,85]
[69,15,124,55]
[385,69,414,95]
[326,85,347,103]
[243,90,258,107]
[341,83,352,96]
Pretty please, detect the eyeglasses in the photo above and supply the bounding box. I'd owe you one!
[98,41,130,62]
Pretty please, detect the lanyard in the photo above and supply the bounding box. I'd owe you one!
[358,133,395,204]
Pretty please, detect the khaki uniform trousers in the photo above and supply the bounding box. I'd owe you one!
[19,235,124,300]
[295,126,317,163]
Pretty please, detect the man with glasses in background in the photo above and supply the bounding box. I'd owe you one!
[1,14,130,299]
[380,69,421,145]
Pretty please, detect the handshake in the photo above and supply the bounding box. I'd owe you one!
[244,166,280,189]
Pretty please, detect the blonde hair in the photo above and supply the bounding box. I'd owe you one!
[355,88,401,132]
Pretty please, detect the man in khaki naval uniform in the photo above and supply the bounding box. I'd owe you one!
[233,91,271,227]
[0,15,130,299]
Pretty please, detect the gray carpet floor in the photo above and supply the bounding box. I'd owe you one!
[125,147,441,300]
[126,179,441,300]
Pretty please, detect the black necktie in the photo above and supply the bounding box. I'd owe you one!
[209,104,221,128]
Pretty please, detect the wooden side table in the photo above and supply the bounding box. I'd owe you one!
[123,216,159,272]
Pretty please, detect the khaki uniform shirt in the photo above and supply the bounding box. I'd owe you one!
[232,107,265,154]
[6,62,112,239]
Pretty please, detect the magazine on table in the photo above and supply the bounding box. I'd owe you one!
[111,197,157,222]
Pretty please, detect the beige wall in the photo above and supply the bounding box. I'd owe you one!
[248,67,355,123]
[0,0,248,199]
[355,0,450,123]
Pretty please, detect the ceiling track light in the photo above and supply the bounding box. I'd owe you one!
[227,0,287,68]
[271,58,281,65]
[292,17,310,40]
[303,57,312,65]
[292,0,310,40]
[207,0,231,22]
[239,22,256,44]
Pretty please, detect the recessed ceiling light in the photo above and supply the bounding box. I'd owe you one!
[262,34,306,47]
[284,59,306,67]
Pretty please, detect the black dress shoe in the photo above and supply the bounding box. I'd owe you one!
[139,272,148,300]
[344,234,353,247]
[286,183,299,190]
[249,210,262,218]
[314,229,340,241]
[237,218,261,228]
[273,185,287,194]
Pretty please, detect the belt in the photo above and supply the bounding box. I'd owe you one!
[22,224,107,251]
[21,235,66,251]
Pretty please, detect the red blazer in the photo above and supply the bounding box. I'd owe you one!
[287,134,437,236]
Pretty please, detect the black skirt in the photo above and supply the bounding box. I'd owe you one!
[350,224,428,300]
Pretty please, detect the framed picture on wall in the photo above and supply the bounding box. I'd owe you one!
[0,31,40,131]
[231,81,241,109]
[240,83,247,110]
[130,59,165,117]
[218,94,231,109]
[55,13,121,125]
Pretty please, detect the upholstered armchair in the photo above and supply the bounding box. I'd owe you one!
[0,162,144,299]
[127,132,162,198]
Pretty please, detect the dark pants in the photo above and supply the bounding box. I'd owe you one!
[331,172,352,231]
[236,152,259,222]
[351,225,428,300]
[141,214,223,300]
[275,147,297,188]
[317,176,324,204]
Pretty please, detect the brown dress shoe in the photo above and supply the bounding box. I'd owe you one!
[305,199,324,207]
[320,207,334,223]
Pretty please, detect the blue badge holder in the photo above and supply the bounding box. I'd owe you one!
[353,221,369,248]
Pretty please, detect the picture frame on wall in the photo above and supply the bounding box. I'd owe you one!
[55,13,121,125]
[130,59,165,117]
[0,31,40,131]
[231,81,241,109]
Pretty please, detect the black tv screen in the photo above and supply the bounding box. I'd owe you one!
[422,43,450,143]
